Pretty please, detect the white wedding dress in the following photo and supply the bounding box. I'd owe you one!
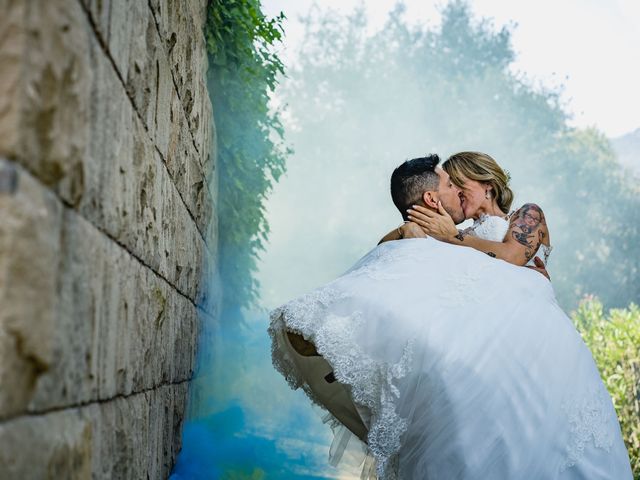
[269,214,632,479]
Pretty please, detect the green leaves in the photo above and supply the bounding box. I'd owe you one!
[206,0,289,311]
[572,298,640,477]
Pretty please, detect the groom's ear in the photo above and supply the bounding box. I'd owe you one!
[422,191,438,210]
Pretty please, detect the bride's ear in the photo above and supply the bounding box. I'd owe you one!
[422,191,438,209]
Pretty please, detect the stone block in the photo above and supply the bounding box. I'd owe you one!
[149,0,212,158]
[0,0,91,207]
[80,0,111,45]
[86,0,215,168]
[89,391,150,479]
[0,159,62,419]
[2,1,214,272]
[81,1,177,161]
[89,384,189,479]
[82,0,132,79]
[0,162,199,416]
[0,383,189,479]
[29,210,200,412]
[80,0,214,256]
[0,409,92,480]
[0,0,27,157]
[75,30,207,301]
[162,88,213,237]
[81,0,161,133]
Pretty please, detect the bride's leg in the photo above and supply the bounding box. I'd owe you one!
[280,329,369,441]
[286,331,319,356]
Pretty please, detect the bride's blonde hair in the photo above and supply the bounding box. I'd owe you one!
[443,152,514,213]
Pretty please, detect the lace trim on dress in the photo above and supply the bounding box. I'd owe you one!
[560,386,615,471]
[465,213,510,243]
[269,282,414,480]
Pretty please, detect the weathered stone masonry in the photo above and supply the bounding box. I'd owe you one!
[0,0,216,478]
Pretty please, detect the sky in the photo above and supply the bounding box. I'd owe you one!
[263,0,640,138]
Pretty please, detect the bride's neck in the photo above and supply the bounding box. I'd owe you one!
[472,200,507,220]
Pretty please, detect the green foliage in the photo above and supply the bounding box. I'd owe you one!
[205,0,290,310]
[274,0,639,308]
[572,298,640,478]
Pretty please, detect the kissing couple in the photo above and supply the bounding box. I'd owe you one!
[268,152,633,479]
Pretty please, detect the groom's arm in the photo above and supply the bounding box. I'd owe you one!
[378,222,425,245]
[378,229,401,245]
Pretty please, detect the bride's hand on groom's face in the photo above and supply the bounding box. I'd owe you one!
[407,203,458,242]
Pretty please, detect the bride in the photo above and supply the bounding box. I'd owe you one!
[268,152,632,479]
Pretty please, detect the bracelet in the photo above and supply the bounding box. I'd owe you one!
[454,229,465,242]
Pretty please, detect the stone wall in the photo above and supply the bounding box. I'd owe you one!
[0,0,216,477]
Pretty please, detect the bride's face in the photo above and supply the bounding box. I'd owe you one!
[458,175,490,219]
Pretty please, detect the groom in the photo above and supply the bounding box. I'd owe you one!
[279,155,466,443]
[283,153,550,444]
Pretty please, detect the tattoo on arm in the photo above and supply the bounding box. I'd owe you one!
[511,230,532,246]
[509,203,547,262]
[486,252,497,258]
[455,227,474,242]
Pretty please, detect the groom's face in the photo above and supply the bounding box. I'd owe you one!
[435,167,465,224]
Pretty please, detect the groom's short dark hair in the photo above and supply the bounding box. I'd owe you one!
[390,155,441,220]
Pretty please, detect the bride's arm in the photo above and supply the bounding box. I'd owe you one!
[408,203,550,266]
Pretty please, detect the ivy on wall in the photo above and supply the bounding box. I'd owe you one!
[204,0,290,312]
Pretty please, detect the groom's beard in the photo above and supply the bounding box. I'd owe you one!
[444,205,465,225]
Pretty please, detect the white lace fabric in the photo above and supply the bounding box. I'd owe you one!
[560,387,616,471]
[268,220,631,479]
[269,265,415,479]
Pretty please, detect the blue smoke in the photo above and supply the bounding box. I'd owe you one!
[171,309,339,480]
